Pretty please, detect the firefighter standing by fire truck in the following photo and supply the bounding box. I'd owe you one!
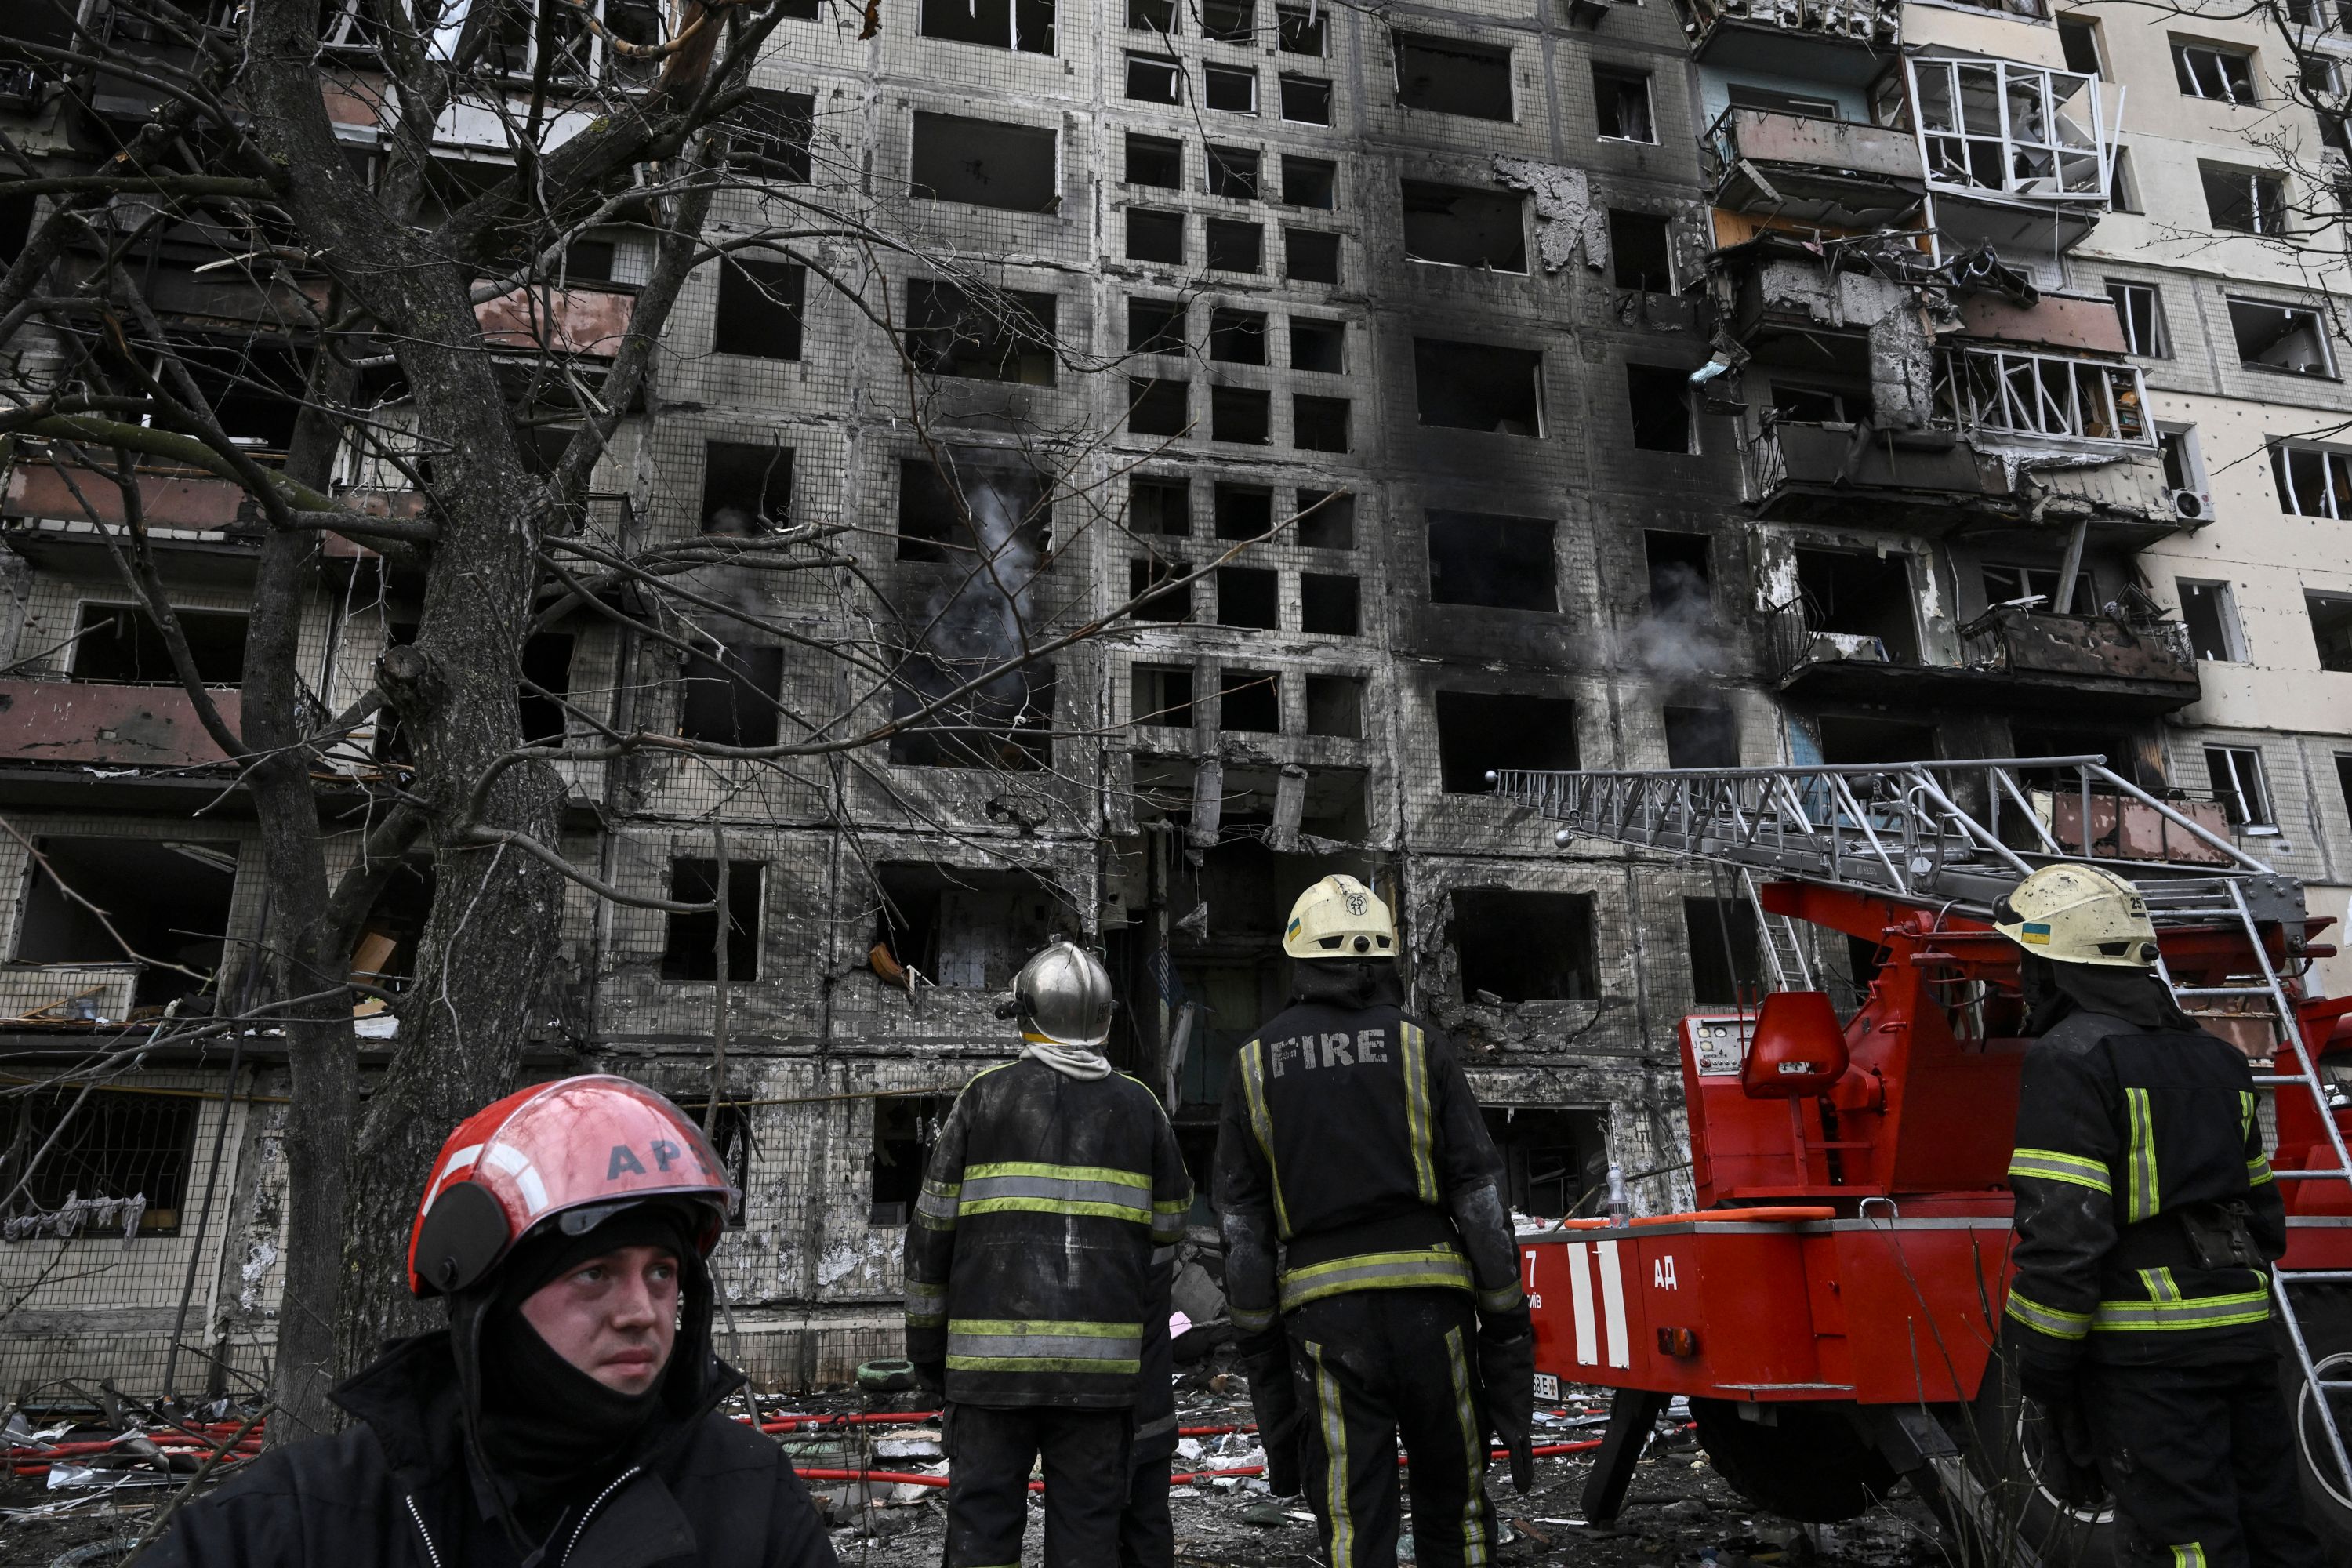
[1998,862,2325,1567]
[1212,875,1535,1568]
[902,940,1193,1568]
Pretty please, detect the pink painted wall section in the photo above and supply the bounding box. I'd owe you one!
[4,464,249,528]
[474,285,636,356]
[0,681,241,767]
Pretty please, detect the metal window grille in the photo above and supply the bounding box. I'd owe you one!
[2274,443,2352,517]
[1908,57,2107,198]
[2,1089,198,1236]
[1933,348,2151,444]
[2205,745,2275,829]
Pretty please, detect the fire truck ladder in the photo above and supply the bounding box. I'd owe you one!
[1487,755,2352,1521]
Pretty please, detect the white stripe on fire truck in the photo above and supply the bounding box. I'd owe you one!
[1597,1240,1630,1369]
[1566,1242,1598,1366]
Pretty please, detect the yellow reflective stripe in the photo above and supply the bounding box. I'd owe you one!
[906,1279,948,1327]
[2092,1288,2271,1332]
[1152,1196,1192,1214]
[2241,1091,2258,1144]
[2172,1545,2207,1568]
[1478,1282,1526,1316]
[967,1160,1150,1189]
[960,1161,1154,1221]
[2125,1087,2159,1223]
[2250,1155,2276,1185]
[2006,1147,2113,1194]
[1239,1040,1292,1239]
[1445,1324,1489,1567]
[1279,1247,1473,1312]
[946,1317,1142,1373]
[1231,1302,1277,1334]
[1305,1338,1353,1568]
[2140,1267,2180,1303]
[915,1179,960,1229]
[2005,1288,2093,1341]
[1402,1022,1439,1206]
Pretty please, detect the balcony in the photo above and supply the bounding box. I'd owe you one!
[0,681,242,768]
[1744,418,2012,525]
[1675,0,1899,74]
[1766,601,2201,713]
[1900,56,2114,256]
[1704,108,1925,232]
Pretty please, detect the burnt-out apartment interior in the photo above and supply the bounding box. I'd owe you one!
[0,0,2228,1390]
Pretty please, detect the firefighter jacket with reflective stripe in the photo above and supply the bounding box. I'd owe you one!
[2005,1008,2287,1371]
[1211,999,1525,1338]
[904,1058,1193,1409]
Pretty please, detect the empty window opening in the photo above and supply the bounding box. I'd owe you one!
[2230,298,2334,376]
[1301,573,1359,635]
[1276,4,1323,53]
[1129,0,1176,30]
[661,858,764,981]
[2274,442,2352,517]
[1627,364,1693,452]
[890,662,1057,768]
[2179,579,2245,661]
[2310,594,2352,672]
[906,281,1058,385]
[1297,489,1355,549]
[919,0,1054,52]
[1210,308,1268,363]
[1414,339,1543,435]
[1610,210,1674,292]
[14,836,236,1009]
[1285,228,1341,283]
[1795,549,1919,662]
[1298,771,1370,842]
[1129,376,1190,435]
[1454,890,1595,1001]
[1815,714,1939,764]
[2058,15,2103,75]
[2161,426,2207,496]
[1205,63,1258,113]
[1131,476,1190,535]
[869,1094,957,1225]
[1290,316,1344,372]
[1127,53,1183,103]
[1394,32,1512,120]
[1207,145,1261,199]
[2338,753,2352,827]
[2205,744,2274,829]
[1132,663,1196,727]
[1683,897,1763,1006]
[1983,563,2090,615]
[1305,674,1363,738]
[702,441,794,535]
[896,455,1052,565]
[1646,530,1711,613]
[1126,132,1182,188]
[1401,181,1526,271]
[1293,394,1348,452]
[1129,298,1186,354]
[1206,218,1264,272]
[870,864,1062,988]
[1279,73,1332,123]
[1221,668,1282,731]
[1218,566,1279,627]
[2109,145,2141,211]
[71,604,245,684]
[1130,556,1193,620]
[1200,0,1253,42]
[712,258,804,359]
[1283,155,1336,208]
[1428,512,1555,612]
[1593,65,1655,141]
[1215,483,1272,539]
[1434,690,1577,793]
[1664,706,1737,768]
[2174,38,2257,103]
[909,113,1058,211]
[2202,164,2289,234]
[2,1089,196,1235]
[680,644,784,747]
[517,632,576,746]
[725,89,814,183]
[2108,281,2166,357]
[1211,385,1271,443]
[1479,1106,1605,1219]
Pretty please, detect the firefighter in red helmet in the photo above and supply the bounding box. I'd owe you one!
[141,1076,838,1567]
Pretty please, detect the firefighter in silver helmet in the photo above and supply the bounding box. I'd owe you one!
[902,940,1192,1568]
[1997,863,2321,1566]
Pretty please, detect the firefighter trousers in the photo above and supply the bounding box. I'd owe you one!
[2080,1357,2327,1568]
[1117,1455,1174,1568]
[1288,1287,1498,1568]
[942,1403,1134,1568]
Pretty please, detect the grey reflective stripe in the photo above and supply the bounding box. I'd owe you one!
[946,1319,1143,1368]
[1443,1326,1489,1567]
[1279,1247,1473,1312]
[2092,1288,2270,1331]
[1478,1282,1526,1316]
[1230,1301,1277,1333]
[961,1171,1151,1216]
[1136,1410,1179,1443]
[906,1280,947,1325]
[915,1181,960,1228]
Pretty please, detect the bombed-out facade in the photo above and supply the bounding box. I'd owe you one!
[2,0,2349,1398]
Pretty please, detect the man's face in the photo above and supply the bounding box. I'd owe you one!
[518,1243,681,1396]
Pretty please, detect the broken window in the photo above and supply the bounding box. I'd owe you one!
[1610,209,1674,292]
[2205,744,2274,829]
[909,113,1058,211]
[1726,82,1841,119]
[1211,385,1271,443]
[1301,574,1359,635]
[14,836,236,1008]
[1210,308,1268,363]
[1132,663,1196,726]
[1394,32,1512,120]
[1400,180,1526,271]
[1220,668,1282,731]
[2310,594,2352,672]
[1127,208,1186,263]
[1129,297,1187,352]
[517,633,576,746]
[1282,155,1336,208]
[2,1089,197,1235]
[1129,376,1190,435]
[2109,144,2141,211]
[725,89,814,183]
[2201,162,2290,234]
[1215,482,1272,539]
[2276,441,2352,517]
[1130,556,1192,619]
[2107,281,2166,357]
[71,605,245,684]
[1129,0,1175,30]
[1479,1106,1604,1218]
[1206,218,1264,272]
[1218,566,1279,627]
[1127,53,1183,103]
[1795,549,1920,661]
[1276,4,1323,53]
[1127,132,1182,188]
[1207,145,1261,199]
[1683,898,1763,1005]
[1204,63,1258,113]
[1934,348,2150,444]
[872,866,1063,985]
[1911,57,2106,198]
[1769,382,1865,424]
[2058,14,2104,75]
[702,442,794,537]
[1293,394,1349,452]
[1298,489,1355,549]
[1664,706,1737,768]
[889,662,1056,768]
[1435,690,1577,792]
[1284,228,1341,283]
[1414,339,1544,435]
[660,858,764,982]
[2229,298,2335,376]
[1983,563,2090,615]
[869,1094,956,1224]
[1592,64,1654,141]
[712,258,804,359]
[919,0,1054,50]
[1200,0,1252,41]
[1815,714,1938,764]
[1279,73,1332,123]
[1131,475,1190,535]
[2161,426,2208,498]
[2174,38,2258,103]
[1626,364,1693,452]
[2179,579,2245,661]
[1290,316,1343,372]
[1305,674,1363,738]
[1454,890,1595,1001]
[906,281,1058,385]
[1427,512,1555,611]
[680,644,784,747]
[1646,530,1710,612]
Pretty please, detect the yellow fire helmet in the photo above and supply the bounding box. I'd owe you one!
[1991,862,2160,967]
[1284,874,1396,960]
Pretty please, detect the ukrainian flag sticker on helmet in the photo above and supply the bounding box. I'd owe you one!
[2020,922,2052,944]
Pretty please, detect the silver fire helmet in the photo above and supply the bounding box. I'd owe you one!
[1009,941,1116,1047]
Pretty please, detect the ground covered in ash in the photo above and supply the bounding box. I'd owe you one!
[0,1372,1953,1567]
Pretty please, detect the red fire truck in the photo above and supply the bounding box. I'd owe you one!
[1490,756,2352,1562]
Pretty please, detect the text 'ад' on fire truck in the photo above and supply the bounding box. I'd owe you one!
[1489,755,2352,1565]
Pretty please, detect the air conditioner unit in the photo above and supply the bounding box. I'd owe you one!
[2168,488,2214,522]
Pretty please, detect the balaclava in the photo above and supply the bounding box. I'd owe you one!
[2020,949,2193,1036]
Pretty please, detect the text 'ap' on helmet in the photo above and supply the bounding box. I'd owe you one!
[1992,862,2161,967]
[1007,939,1116,1047]
[1284,873,1396,960]
[406,1075,737,1299]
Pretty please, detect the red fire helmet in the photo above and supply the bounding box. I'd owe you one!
[407,1075,733,1298]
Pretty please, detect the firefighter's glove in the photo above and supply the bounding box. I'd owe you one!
[1476,1321,1538,1494]
[1238,1330,1305,1498]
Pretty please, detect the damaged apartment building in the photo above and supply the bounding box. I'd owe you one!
[4,0,2352,1396]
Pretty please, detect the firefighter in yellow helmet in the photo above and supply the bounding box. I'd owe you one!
[1212,876,1533,1568]
[1996,863,2321,1567]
